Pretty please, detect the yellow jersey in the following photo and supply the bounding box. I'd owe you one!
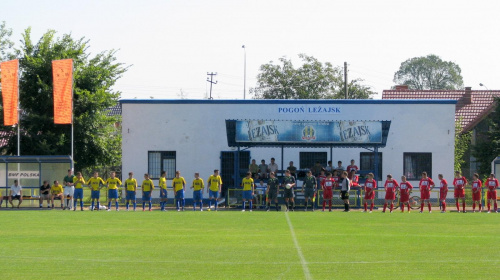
[73,176,86,189]
[207,175,223,191]
[172,177,186,192]
[159,177,167,189]
[192,178,204,191]
[125,178,137,191]
[242,177,254,191]
[142,179,154,192]
[51,184,63,194]
[87,177,106,191]
[106,177,122,190]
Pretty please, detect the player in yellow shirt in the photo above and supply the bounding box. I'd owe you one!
[159,171,168,211]
[142,173,154,211]
[87,171,105,211]
[172,171,186,211]
[207,169,223,211]
[106,171,122,211]
[191,173,204,211]
[50,180,64,209]
[124,172,138,211]
[241,172,255,212]
[73,172,86,211]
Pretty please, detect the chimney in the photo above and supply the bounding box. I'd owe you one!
[395,85,409,91]
[463,86,473,104]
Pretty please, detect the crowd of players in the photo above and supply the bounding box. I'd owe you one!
[1,159,499,213]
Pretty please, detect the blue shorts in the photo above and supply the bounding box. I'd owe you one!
[160,188,168,198]
[175,189,184,200]
[74,188,83,199]
[91,190,100,199]
[242,190,253,200]
[209,190,219,199]
[142,191,151,201]
[193,190,203,201]
[108,189,118,199]
[126,190,136,200]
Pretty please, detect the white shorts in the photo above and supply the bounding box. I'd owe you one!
[63,186,74,197]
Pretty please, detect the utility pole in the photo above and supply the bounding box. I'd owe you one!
[344,62,348,99]
[206,72,217,99]
[242,45,246,99]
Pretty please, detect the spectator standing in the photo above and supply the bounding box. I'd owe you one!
[346,160,359,173]
[63,169,75,210]
[336,161,345,173]
[325,161,334,173]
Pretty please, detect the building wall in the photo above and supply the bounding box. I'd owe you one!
[121,100,456,198]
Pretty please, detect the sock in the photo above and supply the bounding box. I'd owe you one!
[133,202,136,210]
[66,199,69,208]
[329,200,332,211]
[407,204,410,211]
[148,202,152,210]
[267,202,270,208]
[488,203,491,211]
[473,202,476,211]
[74,200,77,209]
[344,203,348,211]
[80,200,83,209]
[249,200,253,210]
[323,201,326,211]
[390,203,394,211]
[305,201,309,210]
[91,201,94,210]
[401,204,404,212]
[116,201,119,210]
[193,202,196,211]
[200,202,203,210]
[182,199,185,209]
[463,202,466,212]
[495,203,498,211]
[285,201,289,210]
[291,201,294,210]
[346,203,349,211]
[479,203,482,211]
[243,201,246,209]
[126,202,129,210]
[370,203,374,211]
[108,202,111,209]
[176,200,180,210]
[383,203,387,212]
[142,202,146,210]
[275,203,279,210]
[97,201,100,209]
[456,202,460,211]
[420,203,424,212]
[442,201,446,211]
[428,203,431,211]
[364,202,367,211]
[209,200,212,209]
[40,204,42,207]
[214,200,217,210]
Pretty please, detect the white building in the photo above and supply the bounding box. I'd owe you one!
[121,99,456,200]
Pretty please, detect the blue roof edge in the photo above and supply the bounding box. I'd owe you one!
[120,99,457,105]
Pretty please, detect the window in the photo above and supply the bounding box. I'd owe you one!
[403,153,432,180]
[299,152,327,169]
[360,152,383,181]
[148,151,176,179]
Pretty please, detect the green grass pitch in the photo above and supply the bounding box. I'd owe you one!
[1,210,499,279]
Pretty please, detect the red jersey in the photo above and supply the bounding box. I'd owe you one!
[384,179,399,193]
[439,179,448,192]
[486,178,499,191]
[399,181,413,195]
[318,175,326,185]
[364,179,377,192]
[347,165,359,173]
[453,177,467,190]
[322,178,335,190]
[419,177,434,192]
[332,176,339,187]
[471,180,482,192]
[349,175,359,186]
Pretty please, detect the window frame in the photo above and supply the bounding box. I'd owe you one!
[403,152,432,181]
[148,151,176,180]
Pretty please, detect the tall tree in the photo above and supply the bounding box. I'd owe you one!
[0,21,14,61]
[251,54,375,99]
[393,54,464,90]
[472,98,500,177]
[0,28,128,171]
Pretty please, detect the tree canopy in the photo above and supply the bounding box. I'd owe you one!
[251,54,375,99]
[0,27,128,171]
[0,21,14,62]
[393,54,464,90]
[472,98,500,177]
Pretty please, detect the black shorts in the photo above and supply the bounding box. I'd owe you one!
[341,191,349,200]
[304,188,315,198]
[268,189,278,200]
[11,195,21,200]
[284,189,294,199]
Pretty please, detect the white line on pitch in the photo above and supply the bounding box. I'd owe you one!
[285,211,312,280]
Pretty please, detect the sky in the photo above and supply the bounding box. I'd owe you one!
[2,0,500,100]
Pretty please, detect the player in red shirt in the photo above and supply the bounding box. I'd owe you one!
[452,171,467,213]
[383,174,399,213]
[332,170,340,188]
[471,173,483,212]
[348,170,361,199]
[321,172,335,212]
[317,170,326,188]
[399,176,413,213]
[438,174,448,213]
[363,173,377,213]
[485,173,499,213]
[419,172,435,213]
[346,159,359,173]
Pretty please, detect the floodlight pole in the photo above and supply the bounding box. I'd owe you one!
[242,45,246,99]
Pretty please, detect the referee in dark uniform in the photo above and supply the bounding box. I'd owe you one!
[266,172,280,211]
[340,171,351,212]
[302,170,317,211]
[282,170,296,211]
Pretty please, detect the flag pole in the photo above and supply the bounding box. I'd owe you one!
[71,60,74,161]
[16,59,20,156]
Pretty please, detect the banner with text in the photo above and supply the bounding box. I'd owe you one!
[235,120,382,144]
[52,59,73,124]
[0,59,19,126]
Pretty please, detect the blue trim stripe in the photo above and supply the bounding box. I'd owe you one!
[120,99,457,105]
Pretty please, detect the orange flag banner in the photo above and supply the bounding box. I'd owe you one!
[52,59,73,124]
[0,59,19,126]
